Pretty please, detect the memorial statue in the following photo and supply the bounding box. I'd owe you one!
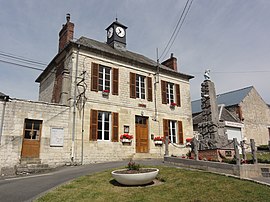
[204,69,211,81]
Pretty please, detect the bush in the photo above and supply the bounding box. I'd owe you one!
[257,145,270,151]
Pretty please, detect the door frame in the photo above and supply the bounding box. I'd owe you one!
[135,115,149,153]
[21,119,42,158]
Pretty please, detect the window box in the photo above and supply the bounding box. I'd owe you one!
[154,136,163,145]
[120,134,133,144]
[102,89,110,96]
[154,140,163,145]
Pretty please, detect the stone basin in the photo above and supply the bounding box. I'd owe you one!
[111,168,159,185]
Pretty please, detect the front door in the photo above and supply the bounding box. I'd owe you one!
[21,119,42,158]
[135,116,149,153]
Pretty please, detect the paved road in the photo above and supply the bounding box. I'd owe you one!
[0,159,164,202]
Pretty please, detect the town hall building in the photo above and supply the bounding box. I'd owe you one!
[0,15,194,175]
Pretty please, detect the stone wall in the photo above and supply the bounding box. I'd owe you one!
[64,49,193,163]
[240,88,270,145]
[0,99,70,175]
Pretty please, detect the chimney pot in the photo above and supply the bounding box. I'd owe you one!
[58,14,74,52]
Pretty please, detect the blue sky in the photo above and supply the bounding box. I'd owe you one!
[0,0,269,104]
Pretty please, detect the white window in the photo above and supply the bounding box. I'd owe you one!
[97,111,111,141]
[169,120,177,143]
[166,83,174,104]
[136,74,145,99]
[98,65,111,91]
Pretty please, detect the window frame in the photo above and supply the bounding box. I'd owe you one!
[23,119,42,140]
[97,111,111,141]
[136,74,146,99]
[168,120,177,143]
[166,82,175,104]
[98,65,111,92]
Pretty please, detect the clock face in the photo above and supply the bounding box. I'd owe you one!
[115,26,125,38]
[107,27,113,38]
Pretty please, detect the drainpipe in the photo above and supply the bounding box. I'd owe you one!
[71,45,80,162]
[0,96,9,145]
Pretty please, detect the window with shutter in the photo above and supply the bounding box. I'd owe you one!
[91,63,99,92]
[175,84,181,107]
[178,121,184,144]
[161,80,167,104]
[130,72,136,98]
[147,77,153,102]
[112,68,119,95]
[90,109,98,141]
[112,112,119,142]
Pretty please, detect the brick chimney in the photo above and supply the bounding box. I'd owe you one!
[58,13,74,53]
[161,53,178,71]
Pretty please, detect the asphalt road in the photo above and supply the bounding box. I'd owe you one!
[0,159,164,202]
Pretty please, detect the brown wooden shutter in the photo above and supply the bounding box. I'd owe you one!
[178,121,184,144]
[112,68,119,95]
[147,77,153,102]
[112,112,119,142]
[175,84,181,107]
[163,119,169,138]
[91,63,99,92]
[161,80,167,104]
[130,72,136,98]
[90,109,98,141]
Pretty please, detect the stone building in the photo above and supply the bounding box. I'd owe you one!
[0,15,194,175]
[192,86,270,146]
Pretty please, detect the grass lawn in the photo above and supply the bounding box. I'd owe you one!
[36,166,270,202]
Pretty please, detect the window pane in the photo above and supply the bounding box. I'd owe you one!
[33,122,40,130]
[25,122,32,130]
[98,131,102,140]
[104,131,109,140]
[104,122,109,130]
[24,130,31,139]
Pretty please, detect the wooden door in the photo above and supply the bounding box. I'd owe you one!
[21,119,42,158]
[135,116,149,153]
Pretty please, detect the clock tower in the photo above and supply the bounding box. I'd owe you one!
[106,19,127,51]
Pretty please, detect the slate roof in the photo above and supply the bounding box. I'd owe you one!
[192,86,253,114]
[74,37,194,79]
[193,105,240,125]
[37,36,194,82]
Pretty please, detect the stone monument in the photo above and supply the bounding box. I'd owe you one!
[192,70,234,161]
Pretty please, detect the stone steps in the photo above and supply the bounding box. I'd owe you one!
[261,168,270,177]
[132,153,162,160]
[16,158,51,175]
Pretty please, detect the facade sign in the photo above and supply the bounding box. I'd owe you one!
[50,128,64,147]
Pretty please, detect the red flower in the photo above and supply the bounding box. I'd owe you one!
[186,137,193,142]
[170,102,177,106]
[154,136,163,141]
[120,134,133,140]
[103,89,110,93]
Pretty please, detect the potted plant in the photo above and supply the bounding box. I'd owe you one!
[111,161,159,185]
[102,89,110,96]
[154,136,163,145]
[120,134,133,143]
[170,102,177,108]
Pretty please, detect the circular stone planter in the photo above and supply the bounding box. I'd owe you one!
[111,168,159,185]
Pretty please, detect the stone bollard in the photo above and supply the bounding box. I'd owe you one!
[240,140,246,161]
[193,138,199,161]
[233,138,240,165]
[165,136,169,157]
[250,139,257,164]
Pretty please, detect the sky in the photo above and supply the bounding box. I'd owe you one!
[0,0,269,104]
